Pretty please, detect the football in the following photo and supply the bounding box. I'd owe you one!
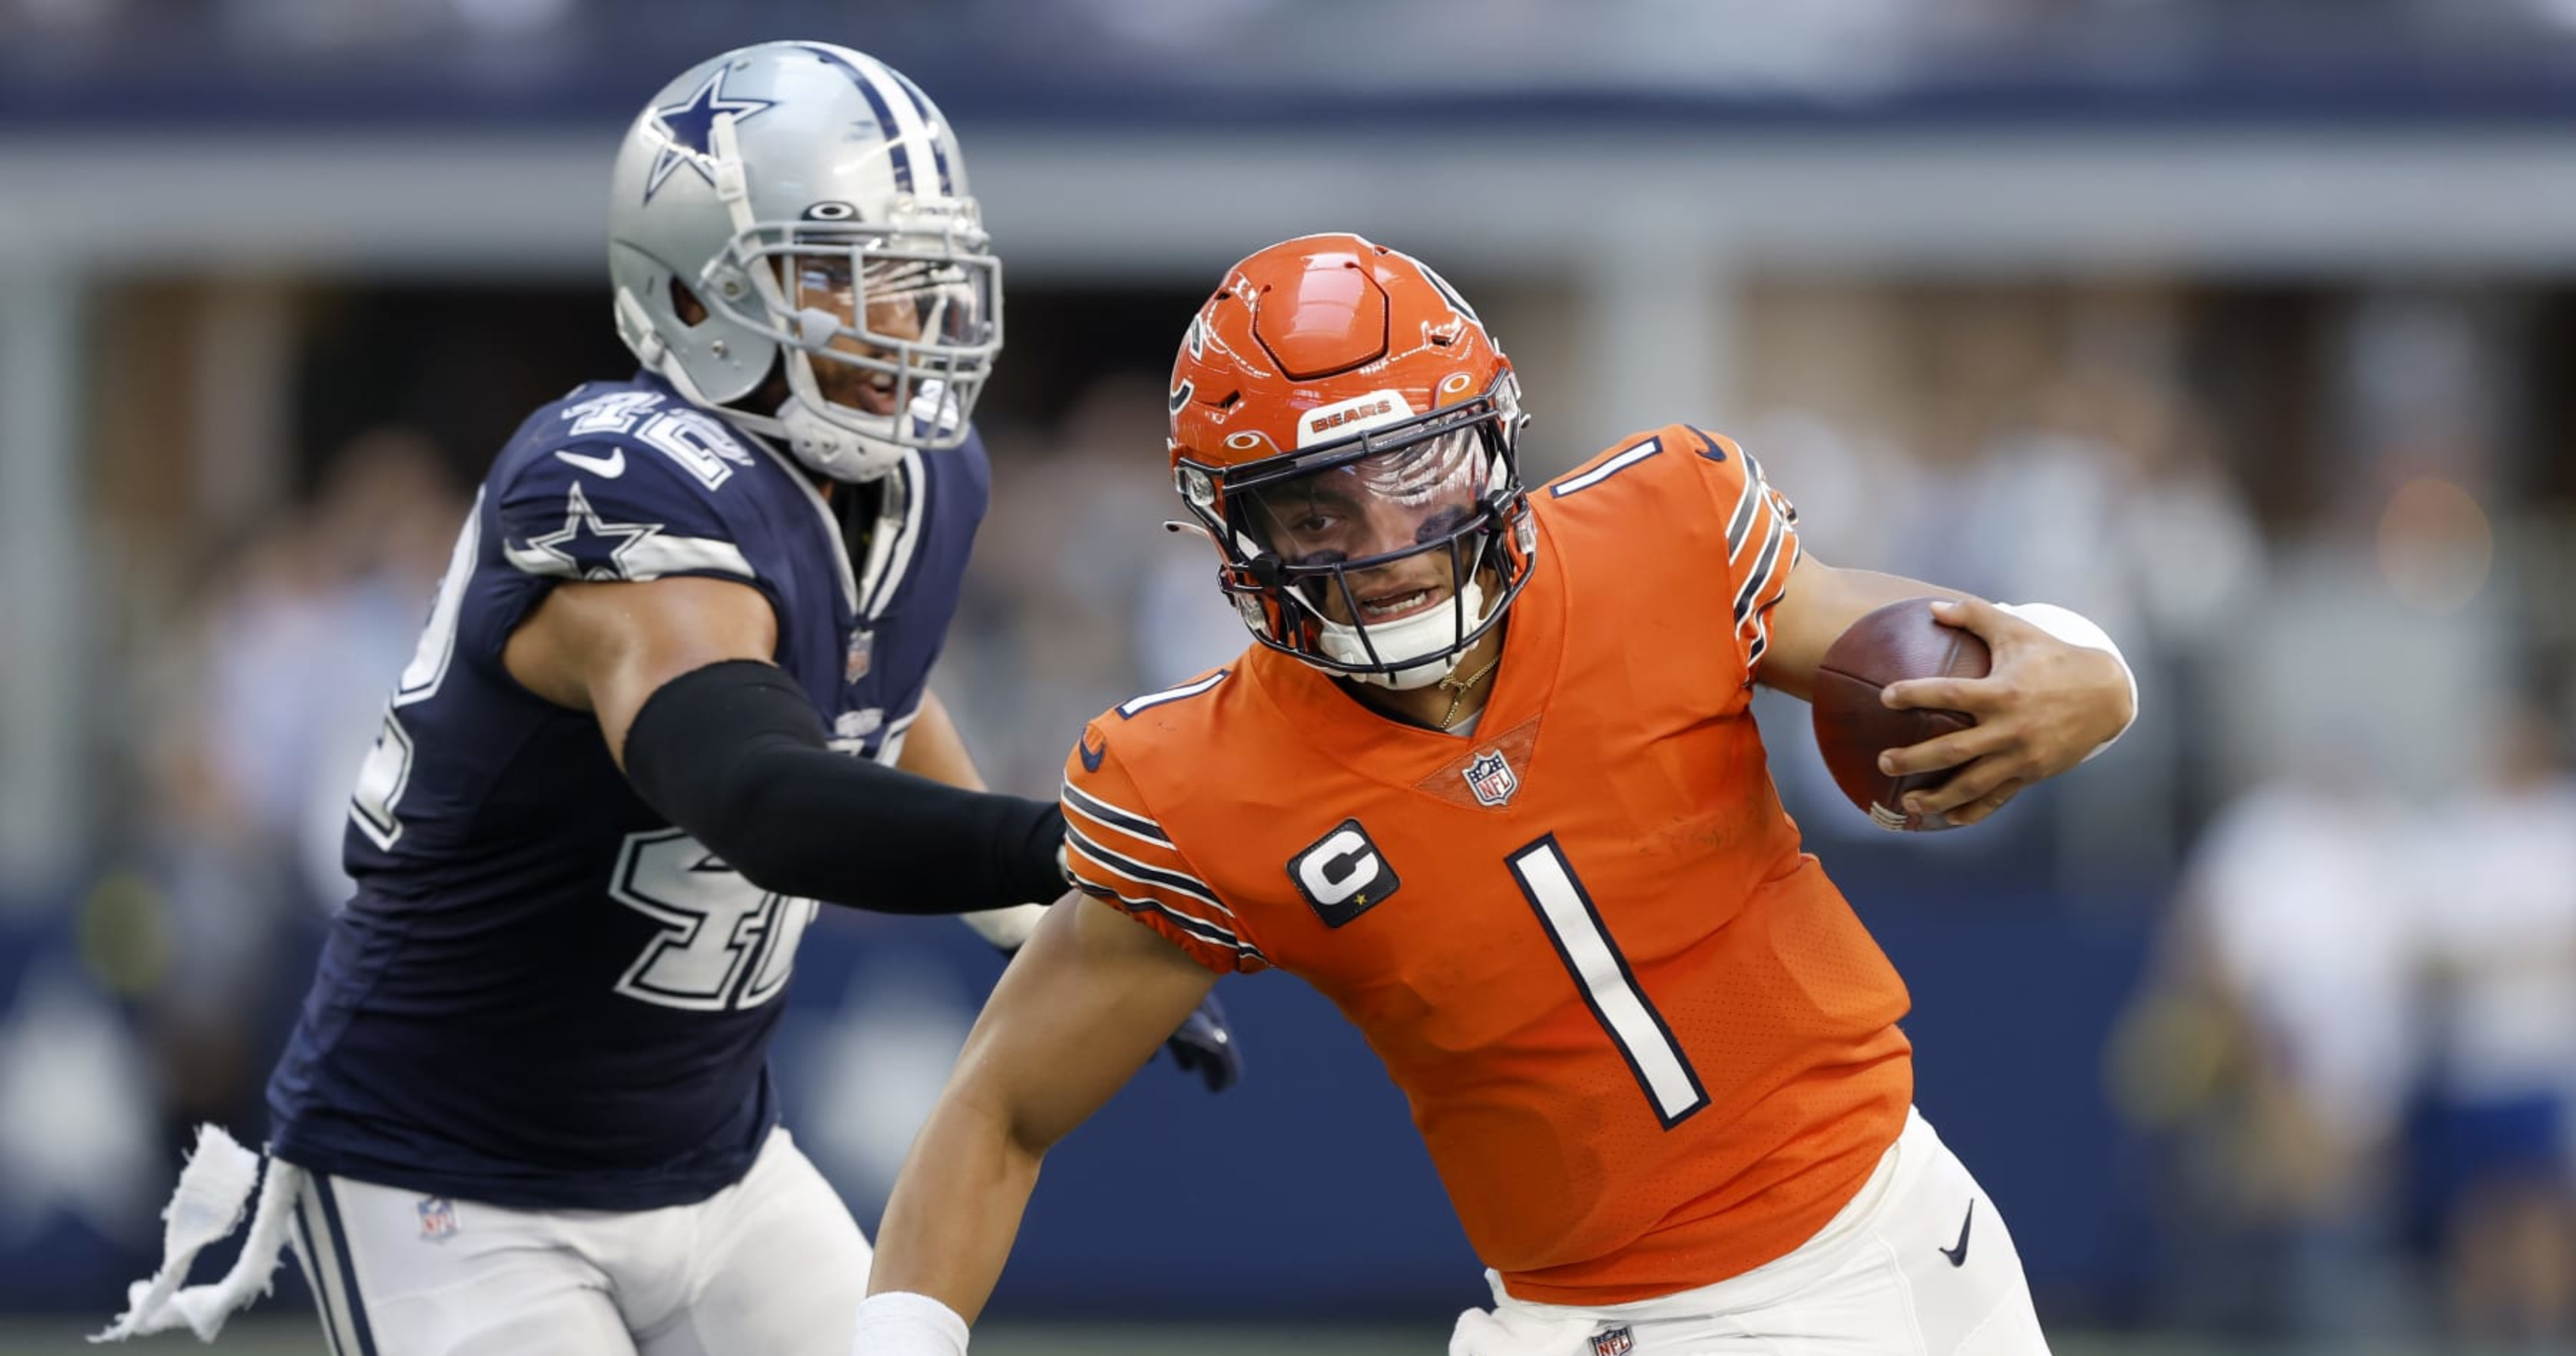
[1810,597,1991,832]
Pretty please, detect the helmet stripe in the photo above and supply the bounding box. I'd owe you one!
[885,67,959,197]
[798,43,917,195]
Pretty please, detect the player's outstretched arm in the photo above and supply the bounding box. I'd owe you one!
[855,896,1220,1355]
[1758,554,2136,827]
[895,689,1053,950]
[503,576,1068,913]
[895,693,1243,1092]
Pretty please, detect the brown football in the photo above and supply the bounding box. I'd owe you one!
[1809,597,1990,832]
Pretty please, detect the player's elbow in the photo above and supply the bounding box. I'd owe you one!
[999,1100,1075,1165]
[684,761,810,892]
[942,1073,1064,1168]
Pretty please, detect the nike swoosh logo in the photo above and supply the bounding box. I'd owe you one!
[555,447,626,478]
[1939,1200,1975,1267]
[1078,734,1106,773]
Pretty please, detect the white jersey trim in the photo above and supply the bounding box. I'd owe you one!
[1060,780,1174,848]
[1066,827,1232,917]
[1115,670,1230,719]
[1549,437,1661,498]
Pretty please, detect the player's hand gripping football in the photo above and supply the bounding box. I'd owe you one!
[1873,598,2135,829]
[1158,991,1241,1092]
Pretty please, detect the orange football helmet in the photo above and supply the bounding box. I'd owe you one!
[1168,233,1536,689]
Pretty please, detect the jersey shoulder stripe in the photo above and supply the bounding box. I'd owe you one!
[1062,711,1266,974]
[1064,824,1231,917]
[1070,880,1269,968]
[1061,779,1172,848]
[1731,490,1790,622]
[496,478,759,584]
[1724,449,1771,560]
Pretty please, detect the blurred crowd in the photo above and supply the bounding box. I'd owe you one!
[2115,699,2576,1348]
[1725,283,2576,1347]
[0,271,2569,1349]
[18,0,2576,115]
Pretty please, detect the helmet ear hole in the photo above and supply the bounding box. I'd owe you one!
[667,278,710,327]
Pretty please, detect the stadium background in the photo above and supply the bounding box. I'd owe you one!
[3,1,2576,1352]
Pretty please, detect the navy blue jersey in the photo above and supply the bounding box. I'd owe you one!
[268,373,988,1210]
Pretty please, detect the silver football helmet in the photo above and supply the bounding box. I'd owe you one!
[609,41,1001,481]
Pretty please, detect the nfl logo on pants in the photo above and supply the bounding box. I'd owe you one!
[1590,1326,1634,1356]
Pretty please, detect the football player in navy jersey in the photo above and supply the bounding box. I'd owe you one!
[99,41,1235,1356]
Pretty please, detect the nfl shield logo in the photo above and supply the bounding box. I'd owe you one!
[1464,750,1518,807]
[417,1196,458,1243]
[844,629,875,684]
[1590,1326,1634,1356]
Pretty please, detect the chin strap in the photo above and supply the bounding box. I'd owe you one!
[613,287,667,367]
[1318,576,1490,690]
[777,395,907,481]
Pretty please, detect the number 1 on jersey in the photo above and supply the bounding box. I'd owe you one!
[1508,835,1710,1128]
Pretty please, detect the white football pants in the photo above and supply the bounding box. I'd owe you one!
[286,1127,870,1356]
[1452,1108,2052,1356]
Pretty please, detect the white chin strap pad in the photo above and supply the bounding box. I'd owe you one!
[778,396,906,482]
[1316,578,1488,690]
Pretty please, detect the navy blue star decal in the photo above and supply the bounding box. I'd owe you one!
[521,483,660,581]
[645,66,778,203]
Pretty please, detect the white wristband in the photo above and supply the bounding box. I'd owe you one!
[850,1291,970,1356]
[1994,601,2137,761]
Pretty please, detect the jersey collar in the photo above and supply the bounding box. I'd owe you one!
[631,369,866,618]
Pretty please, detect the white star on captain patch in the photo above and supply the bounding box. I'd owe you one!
[521,483,661,582]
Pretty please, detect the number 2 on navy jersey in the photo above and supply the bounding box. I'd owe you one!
[349,493,482,850]
[1507,835,1710,1127]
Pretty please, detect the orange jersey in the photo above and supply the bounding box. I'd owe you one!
[1061,425,1912,1305]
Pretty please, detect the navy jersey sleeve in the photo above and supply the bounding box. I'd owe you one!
[495,435,765,590]
[475,401,810,659]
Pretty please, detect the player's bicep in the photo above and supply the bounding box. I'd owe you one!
[952,892,1220,1155]
[502,575,780,757]
[1756,554,1971,702]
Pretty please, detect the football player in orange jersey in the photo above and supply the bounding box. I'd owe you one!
[849,234,2136,1356]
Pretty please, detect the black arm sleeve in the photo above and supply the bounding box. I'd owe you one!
[622,660,1066,915]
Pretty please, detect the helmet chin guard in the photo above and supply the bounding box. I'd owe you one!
[773,393,908,482]
[1316,576,1491,690]
[759,373,963,483]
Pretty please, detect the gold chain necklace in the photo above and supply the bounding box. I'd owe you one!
[1436,652,1505,731]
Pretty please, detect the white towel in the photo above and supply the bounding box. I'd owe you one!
[92,1125,304,1343]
